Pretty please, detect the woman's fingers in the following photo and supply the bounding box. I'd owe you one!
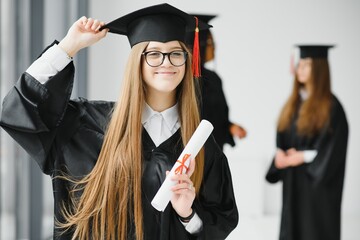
[92,19,105,32]
[171,180,194,191]
[91,19,98,30]
[171,173,195,192]
[78,16,88,25]
[171,183,195,198]
[170,172,196,217]
[96,21,106,32]
[78,17,105,33]
[186,158,196,177]
[60,16,107,57]
[286,148,296,154]
[171,172,191,182]
[84,18,94,30]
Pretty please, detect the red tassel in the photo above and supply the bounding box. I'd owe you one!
[192,17,201,78]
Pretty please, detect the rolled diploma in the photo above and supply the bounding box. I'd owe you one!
[151,119,214,211]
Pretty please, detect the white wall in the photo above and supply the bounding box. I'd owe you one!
[88,0,360,237]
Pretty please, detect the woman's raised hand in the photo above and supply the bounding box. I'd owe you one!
[58,16,108,57]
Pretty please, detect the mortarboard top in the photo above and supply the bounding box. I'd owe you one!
[185,14,217,47]
[100,3,212,47]
[193,14,217,25]
[297,45,335,59]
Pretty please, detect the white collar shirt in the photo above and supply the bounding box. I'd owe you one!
[142,103,180,147]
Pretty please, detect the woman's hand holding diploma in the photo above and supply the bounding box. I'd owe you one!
[151,120,213,212]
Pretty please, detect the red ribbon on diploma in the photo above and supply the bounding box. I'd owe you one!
[174,154,191,174]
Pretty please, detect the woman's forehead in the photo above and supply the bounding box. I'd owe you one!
[299,58,312,63]
[146,41,182,49]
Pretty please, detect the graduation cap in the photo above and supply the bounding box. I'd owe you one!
[193,14,217,26]
[297,45,335,59]
[100,3,212,77]
[186,14,216,47]
[183,14,217,69]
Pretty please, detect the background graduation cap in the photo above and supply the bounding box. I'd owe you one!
[185,14,217,43]
[297,45,335,59]
[290,45,335,74]
[100,3,212,77]
[185,14,217,64]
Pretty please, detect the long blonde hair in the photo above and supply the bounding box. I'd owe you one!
[57,41,204,240]
[278,58,332,136]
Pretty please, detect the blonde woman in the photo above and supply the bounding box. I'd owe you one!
[0,3,238,240]
[266,45,348,240]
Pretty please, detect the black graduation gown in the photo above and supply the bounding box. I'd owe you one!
[266,95,348,240]
[0,48,238,240]
[199,67,235,150]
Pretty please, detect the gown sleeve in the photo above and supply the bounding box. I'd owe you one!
[305,97,348,184]
[265,96,349,185]
[265,131,286,183]
[201,68,235,149]
[216,76,235,147]
[0,42,75,174]
[194,136,239,239]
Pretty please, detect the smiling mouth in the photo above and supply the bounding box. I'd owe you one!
[156,71,176,75]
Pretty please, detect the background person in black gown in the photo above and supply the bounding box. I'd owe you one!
[266,45,348,240]
[186,14,247,150]
[0,4,238,239]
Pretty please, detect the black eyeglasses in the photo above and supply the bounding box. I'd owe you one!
[142,50,188,67]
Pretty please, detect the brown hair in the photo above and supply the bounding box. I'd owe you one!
[277,58,332,136]
[57,41,204,240]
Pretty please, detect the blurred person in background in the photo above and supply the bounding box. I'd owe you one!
[186,14,247,151]
[266,45,348,240]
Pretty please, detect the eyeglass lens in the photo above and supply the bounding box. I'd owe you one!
[144,51,187,67]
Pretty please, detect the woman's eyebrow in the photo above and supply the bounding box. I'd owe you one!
[146,46,183,51]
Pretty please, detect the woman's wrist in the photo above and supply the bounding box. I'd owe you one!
[178,208,195,223]
[58,37,80,58]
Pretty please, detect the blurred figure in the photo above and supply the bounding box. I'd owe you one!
[266,45,348,240]
[186,14,247,150]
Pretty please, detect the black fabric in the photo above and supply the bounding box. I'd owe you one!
[100,3,212,47]
[266,95,348,240]
[297,45,334,59]
[0,47,238,240]
[199,67,235,150]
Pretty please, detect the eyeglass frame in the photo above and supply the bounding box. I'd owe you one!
[141,50,188,67]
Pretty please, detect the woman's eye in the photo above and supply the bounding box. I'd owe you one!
[171,52,183,57]
[147,52,162,58]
